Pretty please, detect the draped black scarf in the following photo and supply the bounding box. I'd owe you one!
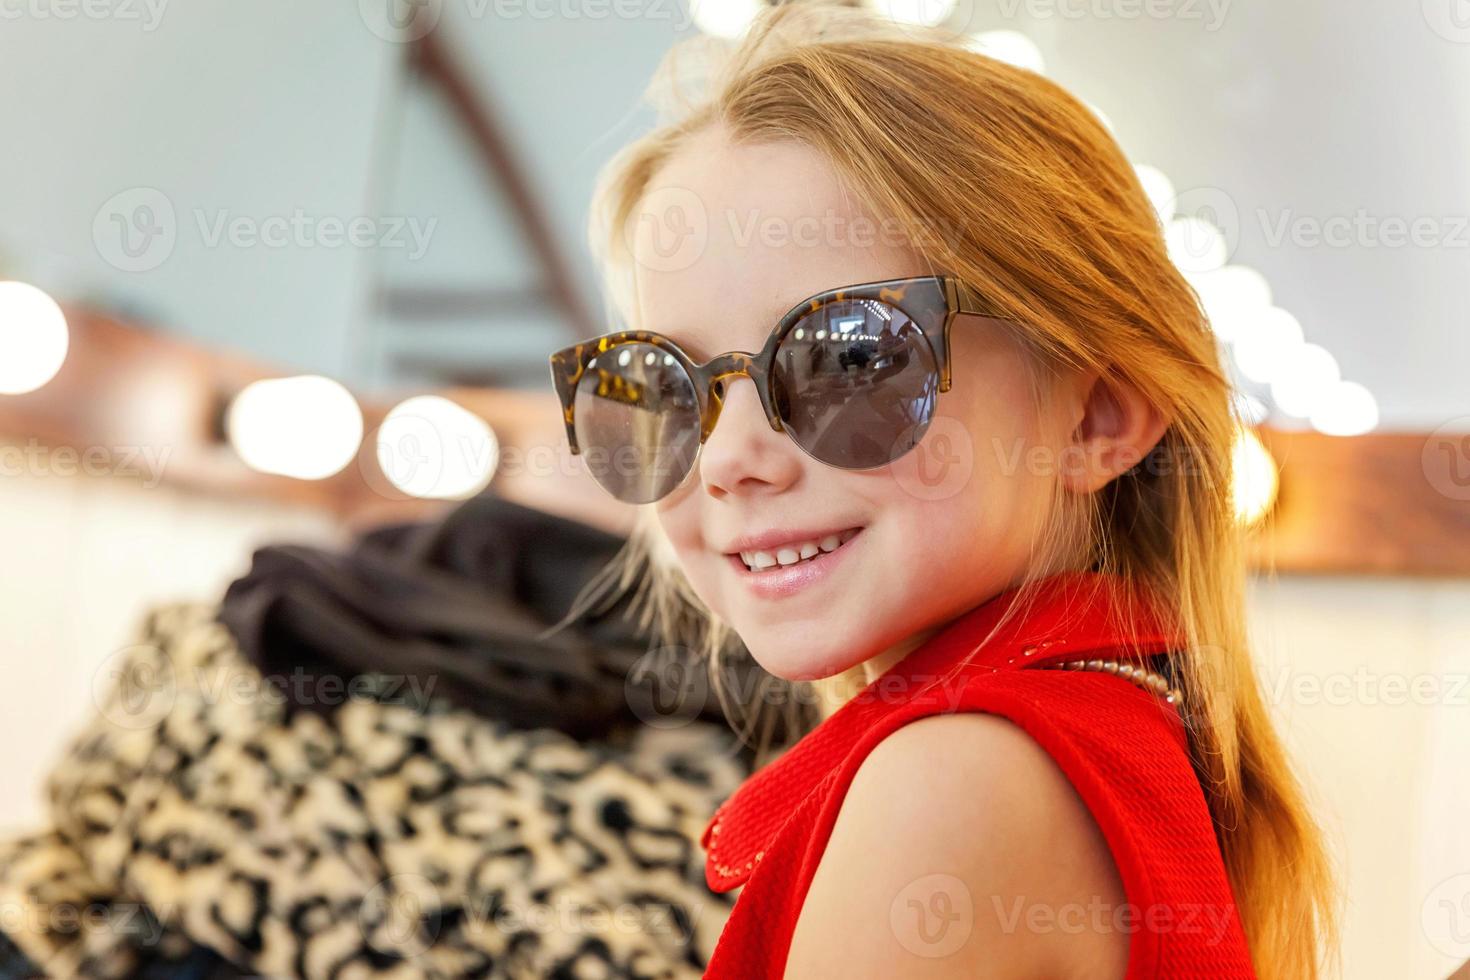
[217,493,762,740]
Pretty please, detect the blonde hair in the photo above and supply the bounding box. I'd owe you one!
[578,6,1338,976]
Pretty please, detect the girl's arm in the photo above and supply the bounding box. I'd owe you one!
[783,712,1130,979]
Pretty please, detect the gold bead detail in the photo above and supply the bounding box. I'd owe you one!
[1039,657,1183,707]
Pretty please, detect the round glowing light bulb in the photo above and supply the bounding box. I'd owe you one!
[1187,265,1272,343]
[1165,216,1227,274]
[870,0,956,26]
[228,375,363,480]
[688,0,764,38]
[966,30,1046,73]
[376,395,499,500]
[1134,165,1176,226]
[1231,426,1278,527]
[1308,380,1379,436]
[1269,343,1341,418]
[1231,306,1304,385]
[0,281,70,395]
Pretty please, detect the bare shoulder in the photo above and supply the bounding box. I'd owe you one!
[782,712,1130,980]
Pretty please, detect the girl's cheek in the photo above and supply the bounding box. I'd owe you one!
[672,533,731,618]
[653,496,698,555]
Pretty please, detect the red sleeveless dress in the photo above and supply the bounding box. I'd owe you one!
[700,571,1257,978]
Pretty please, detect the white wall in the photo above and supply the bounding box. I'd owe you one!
[1248,576,1470,979]
[0,455,343,834]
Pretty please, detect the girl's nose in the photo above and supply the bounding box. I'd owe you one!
[696,377,803,499]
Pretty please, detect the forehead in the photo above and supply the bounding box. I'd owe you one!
[628,126,930,358]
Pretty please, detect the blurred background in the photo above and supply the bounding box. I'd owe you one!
[1,0,1468,976]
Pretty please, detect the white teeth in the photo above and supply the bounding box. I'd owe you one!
[749,551,777,570]
[738,528,861,571]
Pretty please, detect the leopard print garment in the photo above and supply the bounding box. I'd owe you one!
[0,603,749,978]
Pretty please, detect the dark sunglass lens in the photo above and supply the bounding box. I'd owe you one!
[773,299,940,468]
[573,343,700,503]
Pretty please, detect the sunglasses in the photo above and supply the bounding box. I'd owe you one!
[548,274,994,504]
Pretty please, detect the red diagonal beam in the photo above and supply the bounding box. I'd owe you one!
[409,29,597,339]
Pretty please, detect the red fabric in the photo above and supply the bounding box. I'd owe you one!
[700,571,1257,978]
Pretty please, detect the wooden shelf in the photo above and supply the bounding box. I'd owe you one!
[3,306,1465,573]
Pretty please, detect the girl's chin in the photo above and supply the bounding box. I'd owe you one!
[743,643,867,684]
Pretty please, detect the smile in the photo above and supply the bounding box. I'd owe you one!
[735,527,861,572]
[722,526,865,600]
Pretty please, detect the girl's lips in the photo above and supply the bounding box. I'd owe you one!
[724,527,864,600]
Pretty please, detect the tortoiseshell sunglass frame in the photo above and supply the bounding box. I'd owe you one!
[547,274,996,463]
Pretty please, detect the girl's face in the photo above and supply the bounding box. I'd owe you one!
[631,127,1072,682]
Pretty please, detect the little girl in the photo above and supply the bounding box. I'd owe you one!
[549,6,1337,977]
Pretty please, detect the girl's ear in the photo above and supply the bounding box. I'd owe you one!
[1060,369,1170,494]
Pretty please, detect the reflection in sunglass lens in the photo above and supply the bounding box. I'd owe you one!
[772,299,939,468]
[573,343,701,504]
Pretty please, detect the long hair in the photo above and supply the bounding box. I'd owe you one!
[578,5,1338,976]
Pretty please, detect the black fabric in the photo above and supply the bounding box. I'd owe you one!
[0,930,38,980]
[217,493,734,740]
[0,928,245,980]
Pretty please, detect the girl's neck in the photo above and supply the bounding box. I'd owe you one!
[860,624,942,685]
[857,566,1073,685]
